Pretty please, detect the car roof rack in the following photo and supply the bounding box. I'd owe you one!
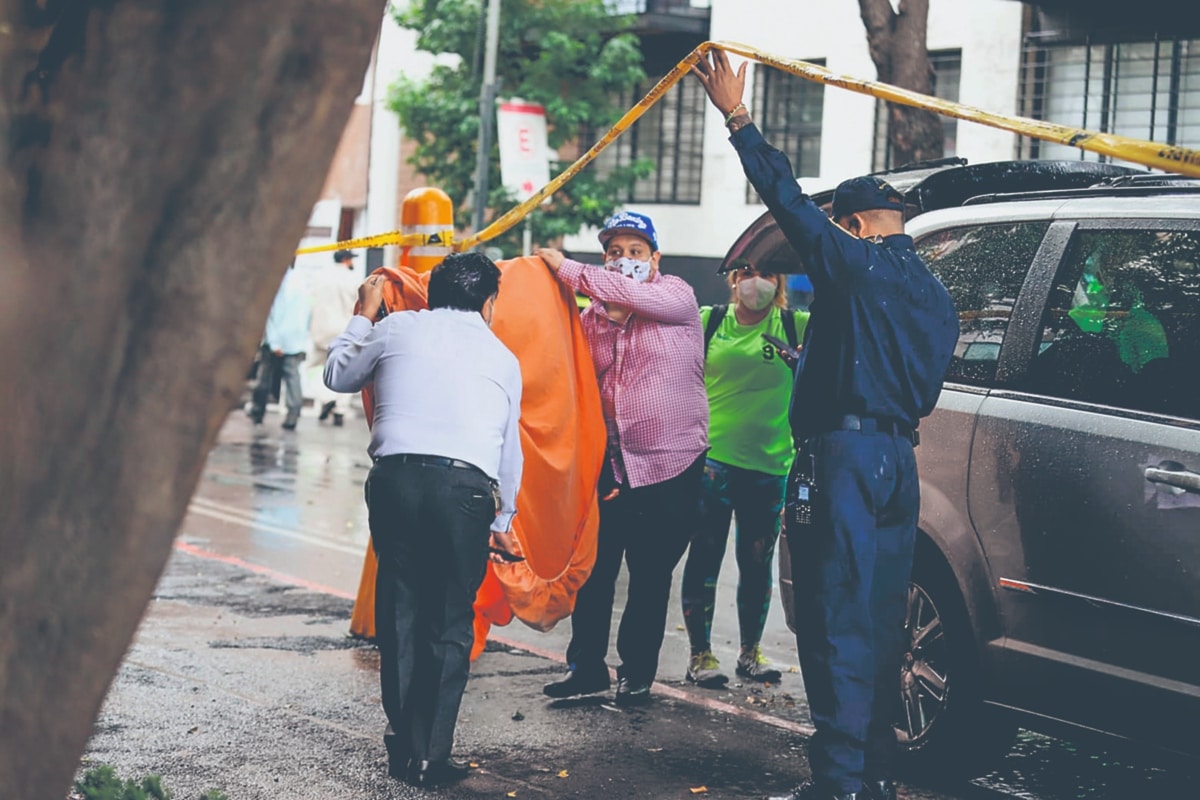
[807,160,1142,216]
[910,161,1142,212]
[963,173,1200,206]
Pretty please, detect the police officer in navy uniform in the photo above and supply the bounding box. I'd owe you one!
[695,51,959,800]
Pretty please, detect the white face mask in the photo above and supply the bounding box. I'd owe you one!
[737,276,777,311]
[604,257,653,283]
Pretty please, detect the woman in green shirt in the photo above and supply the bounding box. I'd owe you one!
[681,264,808,688]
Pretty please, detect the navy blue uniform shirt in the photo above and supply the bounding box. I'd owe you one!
[730,124,959,440]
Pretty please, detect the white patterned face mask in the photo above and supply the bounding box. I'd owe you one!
[737,276,777,311]
[604,257,653,283]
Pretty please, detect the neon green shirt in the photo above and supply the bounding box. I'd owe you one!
[702,305,808,476]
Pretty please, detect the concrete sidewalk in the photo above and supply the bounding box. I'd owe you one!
[79,548,816,800]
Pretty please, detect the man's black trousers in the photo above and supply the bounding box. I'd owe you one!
[366,456,496,765]
[565,454,705,686]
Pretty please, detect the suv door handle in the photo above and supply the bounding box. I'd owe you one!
[1145,466,1200,494]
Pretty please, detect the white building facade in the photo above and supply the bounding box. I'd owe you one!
[565,0,1027,272]
[311,0,1200,302]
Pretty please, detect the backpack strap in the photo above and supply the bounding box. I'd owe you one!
[781,308,799,349]
[703,304,728,358]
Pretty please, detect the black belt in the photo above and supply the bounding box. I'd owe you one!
[376,453,491,478]
[822,415,919,446]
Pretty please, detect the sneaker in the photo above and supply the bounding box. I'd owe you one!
[614,676,651,706]
[736,644,783,683]
[282,410,300,430]
[686,650,728,688]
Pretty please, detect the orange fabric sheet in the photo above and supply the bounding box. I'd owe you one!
[347,258,605,659]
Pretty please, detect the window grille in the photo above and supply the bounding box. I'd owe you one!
[588,75,706,205]
[1018,35,1200,165]
[748,60,826,203]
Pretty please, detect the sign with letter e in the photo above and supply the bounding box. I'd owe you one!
[497,99,551,203]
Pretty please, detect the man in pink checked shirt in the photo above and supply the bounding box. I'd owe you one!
[536,211,709,707]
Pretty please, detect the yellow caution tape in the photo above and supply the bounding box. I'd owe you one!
[303,39,1200,258]
[707,41,1200,177]
[294,229,455,256]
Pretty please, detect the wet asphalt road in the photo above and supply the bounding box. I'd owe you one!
[79,404,1200,799]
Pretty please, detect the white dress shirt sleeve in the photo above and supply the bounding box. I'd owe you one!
[492,361,524,533]
[324,315,387,394]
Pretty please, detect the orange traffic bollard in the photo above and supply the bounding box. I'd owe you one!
[399,187,454,273]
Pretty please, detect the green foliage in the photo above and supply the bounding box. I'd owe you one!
[73,765,228,800]
[389,0,654,255]
[73,766,171,800]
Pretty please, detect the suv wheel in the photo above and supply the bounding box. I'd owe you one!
[896,551,1016,782]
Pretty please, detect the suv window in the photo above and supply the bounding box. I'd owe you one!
[1024,228,1200,419]
[917,221,1048,386]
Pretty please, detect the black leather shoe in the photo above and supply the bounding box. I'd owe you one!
[406,757,471,787]
[543,668,610,698]
[767,779,862,800]
[386,756,410,781]
[614,676,651,706]
[318,401,336,421]
[862,779,896,800]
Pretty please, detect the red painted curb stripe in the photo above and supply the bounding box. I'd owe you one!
[173,541,356,600]
[174,540,815,737]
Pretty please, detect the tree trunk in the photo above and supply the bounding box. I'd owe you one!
[0,1,385,796]
[858,0,945,167]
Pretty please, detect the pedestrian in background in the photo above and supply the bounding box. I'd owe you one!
[536,211,708,707]
[696,51,958,800]
[324,252,523,788]
[681,261,807,689]
[309,249,361,426]
[249,263,311,430]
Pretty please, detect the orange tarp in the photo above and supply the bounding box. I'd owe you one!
[347,257,605,659]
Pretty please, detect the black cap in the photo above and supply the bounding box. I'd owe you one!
[334,249,357,262]
[831,176,905,219]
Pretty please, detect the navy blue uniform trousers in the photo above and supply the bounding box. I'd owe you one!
[788,429,919,794]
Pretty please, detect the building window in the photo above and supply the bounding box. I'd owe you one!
[588,75,706,205]
[747,61,826,203]
[872,50,961,172]
[1018,37,1200,163]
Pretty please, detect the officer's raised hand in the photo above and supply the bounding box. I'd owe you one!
[692,49,748,118]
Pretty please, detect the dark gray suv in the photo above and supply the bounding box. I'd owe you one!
[724,162,1200,777]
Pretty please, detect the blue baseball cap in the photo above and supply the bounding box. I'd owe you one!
[598,211,659,252]
[831,176,905,219]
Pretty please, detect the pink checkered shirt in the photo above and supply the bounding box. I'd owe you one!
[558,258,708,489]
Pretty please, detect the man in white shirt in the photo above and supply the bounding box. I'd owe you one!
[308,249,361,426]
[249,264,311,430]
[325,252,523,788]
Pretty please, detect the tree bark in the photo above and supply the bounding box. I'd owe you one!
[858,0,945,167]
[0,1,385,796]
